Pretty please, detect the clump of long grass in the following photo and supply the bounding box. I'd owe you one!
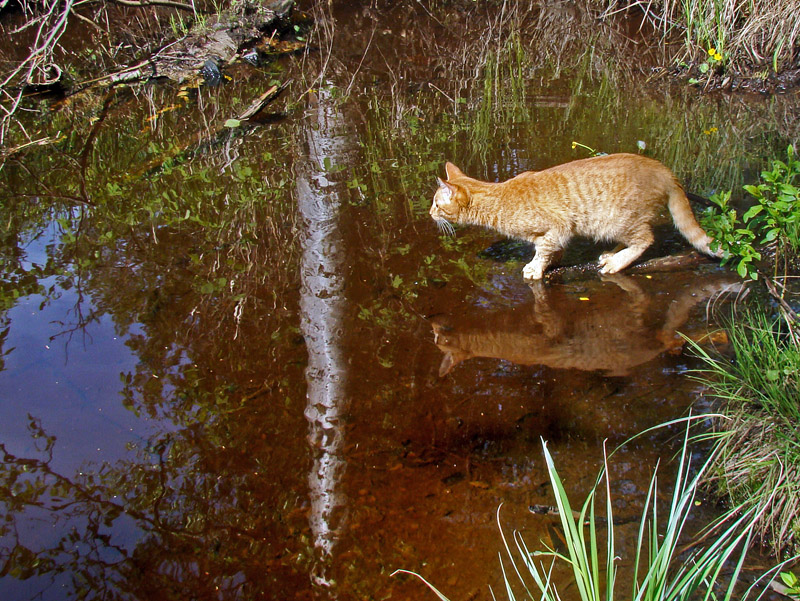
[689,307,800,555]
[602,0,800,73]
[395,420,793,601]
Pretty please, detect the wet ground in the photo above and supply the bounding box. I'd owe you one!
[0,1,798,599]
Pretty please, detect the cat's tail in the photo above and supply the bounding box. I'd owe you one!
[668,185,723,258]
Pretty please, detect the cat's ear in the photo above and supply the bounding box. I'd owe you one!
[444,162,464,180]
[436,177,456,204]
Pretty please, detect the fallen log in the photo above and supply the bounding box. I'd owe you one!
[546,250,710,279]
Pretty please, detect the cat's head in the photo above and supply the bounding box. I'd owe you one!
[430,162,469,235]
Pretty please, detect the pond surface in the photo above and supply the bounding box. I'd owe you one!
[0,1,797,599]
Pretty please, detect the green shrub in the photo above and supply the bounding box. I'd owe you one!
[701,145,800,279]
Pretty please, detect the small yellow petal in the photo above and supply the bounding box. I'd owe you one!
[579,297,590,301]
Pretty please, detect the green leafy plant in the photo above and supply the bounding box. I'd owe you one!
[701,190,761,279]
[780,572,800,599]
[741,145,800,266]
[701,145,800,279]
[780,571,800,600]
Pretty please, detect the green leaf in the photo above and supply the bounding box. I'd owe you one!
[742,205,764,221]
[224,118,241,128]
[736,260,749,278]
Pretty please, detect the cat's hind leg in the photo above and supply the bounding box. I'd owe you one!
[598,229,654,274]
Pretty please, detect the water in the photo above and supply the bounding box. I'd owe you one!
[0,1,795,599]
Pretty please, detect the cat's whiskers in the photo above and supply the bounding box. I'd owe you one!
[435,218,455,237]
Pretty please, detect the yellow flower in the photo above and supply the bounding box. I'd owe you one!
[571,141,577,149]
[708,47,717,56]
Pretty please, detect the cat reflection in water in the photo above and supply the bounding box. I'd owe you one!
[432,275,742,377]
[430,154,722,280]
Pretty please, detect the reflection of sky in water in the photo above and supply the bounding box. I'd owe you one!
[0,243,152,600]
[0,232,160,475]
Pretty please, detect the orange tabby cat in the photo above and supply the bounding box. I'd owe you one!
[430,154,722,280]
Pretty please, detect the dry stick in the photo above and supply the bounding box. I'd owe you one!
[760,272,799,344]
[70,9,107,33]
[760,270,799,321]
[69,36,185,91]
[0,136,61,160]
[1,0,73,88]
[110,0,197,11]
[236,81,291,121]
[344,26,376,98]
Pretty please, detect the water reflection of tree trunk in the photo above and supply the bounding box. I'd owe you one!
[296,87,353,593]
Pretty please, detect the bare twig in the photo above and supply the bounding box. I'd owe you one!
[236,81,291,121]
[0,135,63,160]
[110,0,197,11]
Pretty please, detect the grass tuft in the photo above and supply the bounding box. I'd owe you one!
[688,307,800,555]
[394,419,796,601]
[601,0,800,73]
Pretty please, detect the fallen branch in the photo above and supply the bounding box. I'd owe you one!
[0,135,63,160]
[236,80,291,121]
[760,272,799,344]
[546,250,707,278]
[110,0,198,11]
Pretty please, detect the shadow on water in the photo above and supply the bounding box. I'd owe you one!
[0,0,795,599]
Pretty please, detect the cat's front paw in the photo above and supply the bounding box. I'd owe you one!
[522,263,544,280]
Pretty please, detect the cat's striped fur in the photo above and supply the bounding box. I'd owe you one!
[430,154,721,280]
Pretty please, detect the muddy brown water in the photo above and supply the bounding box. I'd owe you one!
[0,1,796,600]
